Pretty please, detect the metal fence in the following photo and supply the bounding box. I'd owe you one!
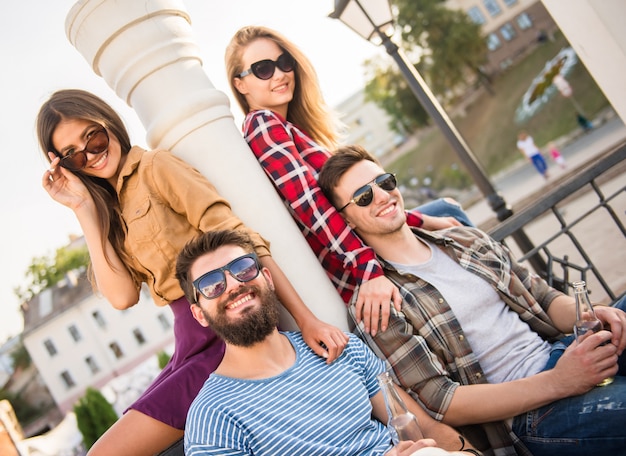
[488,142,626,304]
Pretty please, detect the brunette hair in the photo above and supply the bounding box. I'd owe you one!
[36,89,138,285]
[175,230,256,304]
[225,25,341,150]
[318,144,380,208]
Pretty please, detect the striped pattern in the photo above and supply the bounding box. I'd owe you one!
[185,333,391,455]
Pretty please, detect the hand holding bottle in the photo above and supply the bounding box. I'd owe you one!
[573,281,614,386]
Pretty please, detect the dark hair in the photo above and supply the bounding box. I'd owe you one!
[318,144,380,209]
[36,89,137,286]
[175,230,256,303]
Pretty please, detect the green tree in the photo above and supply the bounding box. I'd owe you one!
[364,59,429,135]
[393,0,488,95]
[10,341,31,370]
[14,245,90,303]
[73,387,118,449]
[363,0,487,135]
[157,350,172,369]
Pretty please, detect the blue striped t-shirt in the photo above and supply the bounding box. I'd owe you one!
[184,332,391,455]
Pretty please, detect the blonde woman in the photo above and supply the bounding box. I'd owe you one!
[225,26,470,335]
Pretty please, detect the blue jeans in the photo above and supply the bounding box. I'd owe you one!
[413,198,475,227]
[512,295,626,455]
[530,153,548,176]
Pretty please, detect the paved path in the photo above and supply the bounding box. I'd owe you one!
[460,114,626,304]
[464,115,626,227]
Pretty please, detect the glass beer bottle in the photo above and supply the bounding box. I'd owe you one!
[572,280,614,386]
[376,370,423,444]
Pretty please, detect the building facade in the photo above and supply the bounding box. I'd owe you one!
[21,270,174,414]
[447,0,558,74]
[336,89,406,158]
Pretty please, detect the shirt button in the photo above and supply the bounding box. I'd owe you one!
[476,373,482,379]
[438,298,444,304]
[459,335,465,341]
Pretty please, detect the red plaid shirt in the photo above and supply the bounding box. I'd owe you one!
[243,110,423,303]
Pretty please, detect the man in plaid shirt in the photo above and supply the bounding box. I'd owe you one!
[318,144,626,456]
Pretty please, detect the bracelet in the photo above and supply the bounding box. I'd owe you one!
[458,435,482,456]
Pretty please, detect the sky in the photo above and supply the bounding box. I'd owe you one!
[0,1,384,342]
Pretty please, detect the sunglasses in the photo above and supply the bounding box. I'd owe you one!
[237,52,296,80]
[192,253,261,302]
[339,173,397,212]
[58,127,109,171]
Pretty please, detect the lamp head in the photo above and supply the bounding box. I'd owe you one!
[329,0,395,44]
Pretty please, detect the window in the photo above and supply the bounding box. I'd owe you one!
[157,313,171,330]
[92,310,106,328]
[109,342,124,359]
[502,0,517,5]
[43,339,57,357]
[467,6,486,25]
[68,324,82,342]
[500,23,517,41]
[517,12,533,30]
[486,33,501,51]
[482,0,501,17]
[85,356,100,374]
[60,370,76,388]
[133,328,147,345]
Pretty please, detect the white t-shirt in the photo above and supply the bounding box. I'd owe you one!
[516,135,540,158]
[185,332,391,456]
[389,240,551,383]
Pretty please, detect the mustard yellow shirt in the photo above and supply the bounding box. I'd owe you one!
[117,146,270,306]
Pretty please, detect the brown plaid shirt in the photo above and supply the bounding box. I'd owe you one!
[350,227,565,456]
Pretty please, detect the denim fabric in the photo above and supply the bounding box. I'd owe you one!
[512,295,626,455]
[414,198,475,227]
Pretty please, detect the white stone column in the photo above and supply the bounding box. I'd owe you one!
[65,0,348,330]
[541,0,626,124]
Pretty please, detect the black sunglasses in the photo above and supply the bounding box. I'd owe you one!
[237,52,296,80]
[192,253,261,302]
[57,127,109,171]
[339,173,397,212]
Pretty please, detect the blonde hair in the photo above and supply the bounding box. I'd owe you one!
[225,25,341,150]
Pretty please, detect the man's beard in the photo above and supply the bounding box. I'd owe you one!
[200,283,281,347]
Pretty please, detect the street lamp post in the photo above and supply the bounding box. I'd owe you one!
[330,0,554,281]
[330,0,512,221]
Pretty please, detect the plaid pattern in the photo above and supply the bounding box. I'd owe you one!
[243,110,423,303]
[351,227,565,456]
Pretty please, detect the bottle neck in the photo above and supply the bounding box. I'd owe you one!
[379,375,410,417]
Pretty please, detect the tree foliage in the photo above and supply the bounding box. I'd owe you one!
[10,341,32,370]
[14,245,90,303]
[157,350,172,370]
[73,387,118,449]
[364,59,429,134]
[363,0,488,135]
[393,0,487,94]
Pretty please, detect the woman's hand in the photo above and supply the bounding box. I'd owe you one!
[354,275,402,336]
[420,214,461,231]
[42,154,92,211]
[299,316,349,363]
